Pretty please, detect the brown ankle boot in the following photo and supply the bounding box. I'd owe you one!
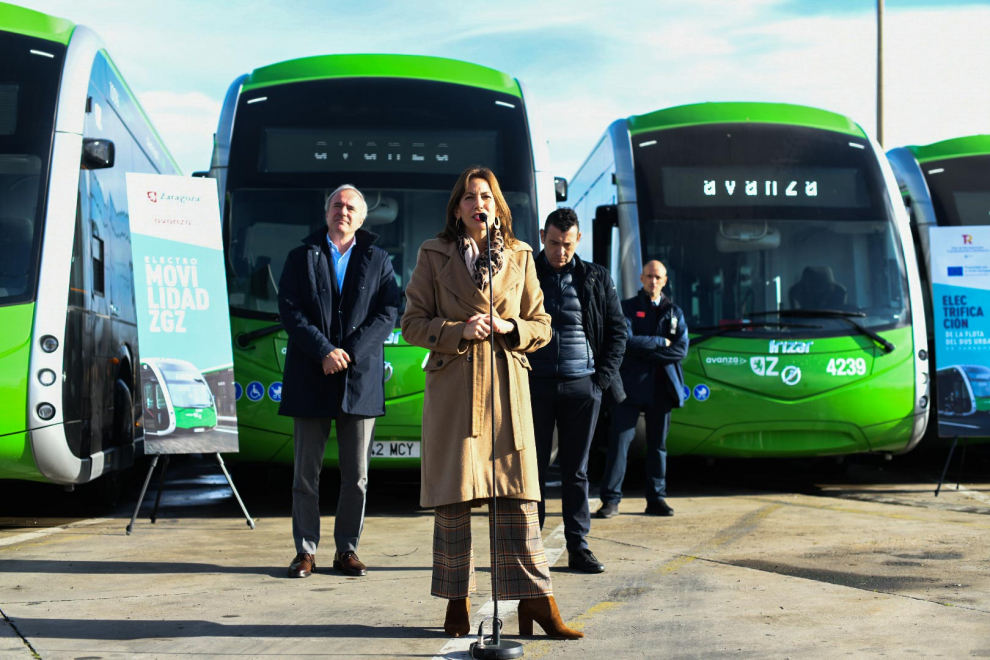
[444,597,470,637]
[518,596,584,639]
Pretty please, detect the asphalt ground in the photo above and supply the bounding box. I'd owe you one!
[2,446,990,659]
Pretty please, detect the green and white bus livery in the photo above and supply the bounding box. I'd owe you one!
[567,102,929,457]
[0,4,180,484]
[141,358,218,436]
[888,135,990,441]
[206,54,559,467]
[887,134,990,280]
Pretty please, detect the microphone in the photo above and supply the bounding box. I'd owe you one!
[478,212,488,223]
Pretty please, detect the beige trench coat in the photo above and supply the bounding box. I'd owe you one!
[401,237,552,508]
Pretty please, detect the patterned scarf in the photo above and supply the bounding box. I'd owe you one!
[457,226,504,291]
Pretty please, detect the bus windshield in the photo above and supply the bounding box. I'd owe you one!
[167,381,213,408]
[158,362,213,408]
[922,154,990,227]
[962,365,990,399]
[0,32,64,307]
[633,123,910,336]
[224,77,537,320]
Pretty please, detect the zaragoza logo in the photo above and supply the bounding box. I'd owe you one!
[147,191,158,203]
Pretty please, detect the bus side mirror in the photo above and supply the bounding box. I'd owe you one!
[593,204,618,268]
[554,177,568,202]
[81,139,115,170]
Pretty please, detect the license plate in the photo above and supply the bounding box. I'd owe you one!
[370,440,420,458]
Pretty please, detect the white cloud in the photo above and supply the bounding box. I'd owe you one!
[534,4,990,177]
[137,91,222,175]
[15,0,990,177]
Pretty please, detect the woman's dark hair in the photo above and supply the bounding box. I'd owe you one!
[438,166,516,246]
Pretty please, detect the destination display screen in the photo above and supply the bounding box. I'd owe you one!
[263,128,498,175]
[0,85,17,135]
[922,156,990,227]
[661,166,870,208]
[954,192,990,225]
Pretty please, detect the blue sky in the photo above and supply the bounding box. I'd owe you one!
[17,0,990,178]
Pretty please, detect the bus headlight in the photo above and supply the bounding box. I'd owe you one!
[41,336,59,353]
[919,396,928,408]
[37,403,56,420]
[38,369,57,386]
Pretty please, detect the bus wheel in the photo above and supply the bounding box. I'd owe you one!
[113,379,134,449]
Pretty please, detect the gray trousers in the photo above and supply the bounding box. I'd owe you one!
[292,413,375,556]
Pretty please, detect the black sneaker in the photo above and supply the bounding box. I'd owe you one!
[568,548,606,573]
[595,502,619,519]
[645,499,674,517]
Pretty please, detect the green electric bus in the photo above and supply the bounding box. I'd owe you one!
[0,4,181,484]
[205,55,559,467]
[887,135,990,440]
[141,358,218,436]
[567,102,930,457]
[887,135,990,281]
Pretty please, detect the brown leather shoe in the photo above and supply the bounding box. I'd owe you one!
[333,550,367,576]
[444,597,470,637]
[287,553,315,578]
[518,596,584,639]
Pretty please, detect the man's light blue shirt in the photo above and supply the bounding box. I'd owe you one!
[327,234,355,292]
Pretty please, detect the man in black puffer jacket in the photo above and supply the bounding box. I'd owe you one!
[529,208,626,573]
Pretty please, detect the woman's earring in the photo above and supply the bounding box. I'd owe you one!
[493,216,501,229]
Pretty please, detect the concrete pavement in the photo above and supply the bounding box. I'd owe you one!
[1,457,989,658]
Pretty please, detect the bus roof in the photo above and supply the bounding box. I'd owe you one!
[0,2,75,44]
[1,3,181,174]
[627,102,866,138]
[906,135,990,164]
[241,54,522,98]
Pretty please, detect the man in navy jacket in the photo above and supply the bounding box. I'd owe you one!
[597,260,688,518]
[278,185,399,578]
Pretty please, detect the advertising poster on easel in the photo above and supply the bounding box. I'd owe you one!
[126,174,239,454]
[929,226,990,439]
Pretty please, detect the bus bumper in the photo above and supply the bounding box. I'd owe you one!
[30,423,138,485]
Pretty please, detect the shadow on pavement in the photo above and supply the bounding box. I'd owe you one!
[10,617,442,640]
[0,559,430,576]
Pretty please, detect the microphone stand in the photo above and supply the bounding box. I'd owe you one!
[471,215,524,659]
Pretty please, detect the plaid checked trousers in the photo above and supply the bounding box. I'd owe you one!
[432,499,553,600]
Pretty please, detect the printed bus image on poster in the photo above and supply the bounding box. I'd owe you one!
[126,174,239,454]
[929,226,990,439]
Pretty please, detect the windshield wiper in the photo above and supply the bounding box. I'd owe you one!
[749,309,895,354]
[235,323,283,349]
[691,321,823,347]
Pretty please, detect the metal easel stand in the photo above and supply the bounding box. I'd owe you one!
[934,436,969,497]
[470,214,524,660]
[126,453,255,534]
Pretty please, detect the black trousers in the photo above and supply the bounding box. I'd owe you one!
[530,375,602,552]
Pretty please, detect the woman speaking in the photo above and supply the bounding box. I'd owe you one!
[401,167,583,641]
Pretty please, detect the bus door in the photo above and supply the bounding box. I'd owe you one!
[76,110,112,454]
[140,366,171,435]
[81,54,142,452]
[937,368,972,415]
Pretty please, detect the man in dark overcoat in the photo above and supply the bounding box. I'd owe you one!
[278,184,399,578]
[597,260,688,519]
